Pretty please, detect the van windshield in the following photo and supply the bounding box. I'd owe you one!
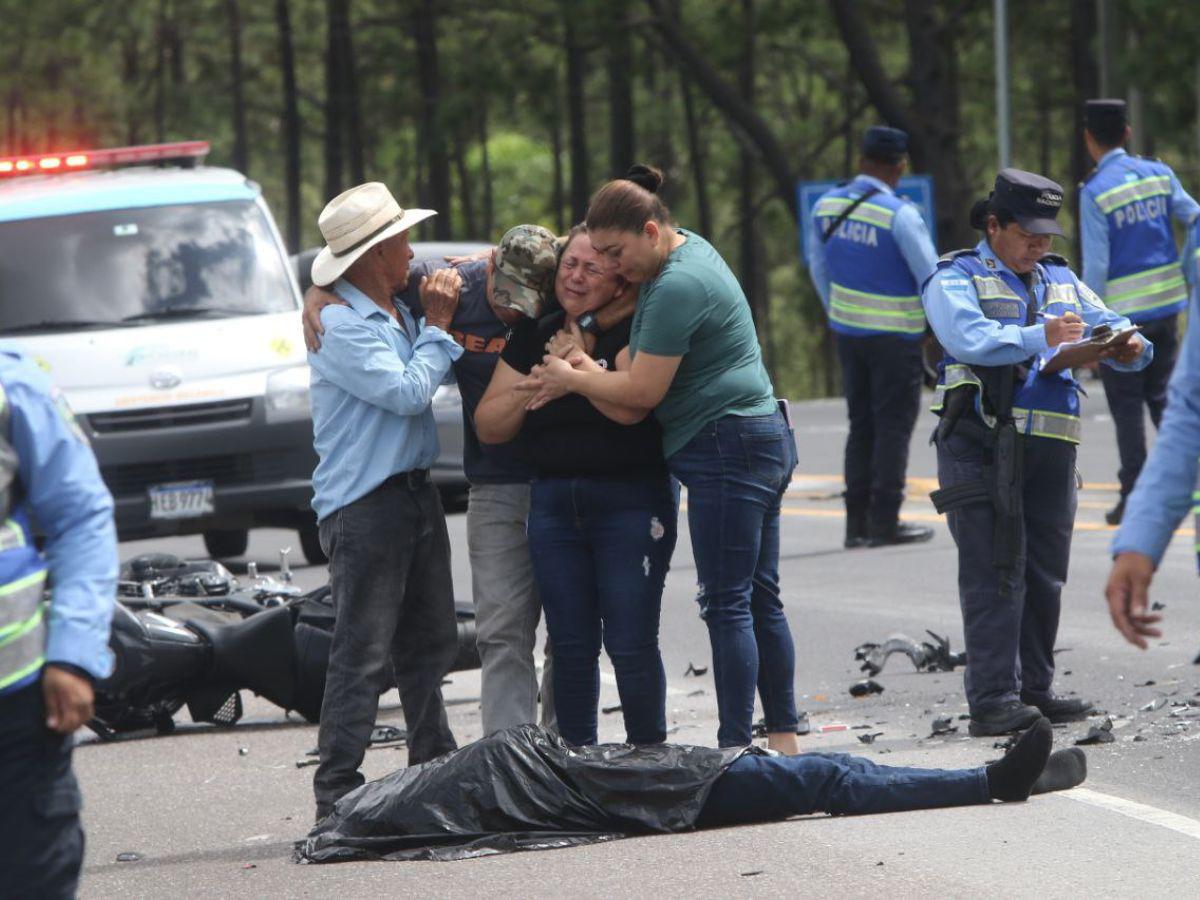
[0,199,296,334]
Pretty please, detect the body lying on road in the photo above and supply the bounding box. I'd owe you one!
[297,720,1086,863]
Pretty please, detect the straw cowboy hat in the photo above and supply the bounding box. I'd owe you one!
[311,182,436,287]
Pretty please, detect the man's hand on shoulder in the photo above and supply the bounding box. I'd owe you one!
[303,284,349,352]
[420,267,463,332]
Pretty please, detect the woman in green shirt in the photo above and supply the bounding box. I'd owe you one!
[525,166,800,751]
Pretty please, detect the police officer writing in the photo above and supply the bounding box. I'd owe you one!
[0,348,117,898]
[1079,98,1200,525]
[806,126,937,548]
[923,169,1152,737]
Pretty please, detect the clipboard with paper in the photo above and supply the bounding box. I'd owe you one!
[1039,323,1142,375]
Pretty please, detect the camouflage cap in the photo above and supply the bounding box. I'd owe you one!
[492,224,559,318]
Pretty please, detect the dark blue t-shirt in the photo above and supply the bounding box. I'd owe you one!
[399,259,533,484]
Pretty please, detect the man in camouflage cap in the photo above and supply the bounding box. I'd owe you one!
[490,224,560,318]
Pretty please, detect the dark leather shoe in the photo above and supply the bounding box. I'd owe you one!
[867,521,934,547]
[968,700,1043,737]
[1021,693,1095,723]
[1105,496,1126,526]
[845,513,869,549]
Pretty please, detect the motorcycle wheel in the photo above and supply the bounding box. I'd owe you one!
[299,523,327,565]
[204,529,249,559]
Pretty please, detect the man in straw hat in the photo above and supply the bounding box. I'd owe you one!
[306,182,464,821]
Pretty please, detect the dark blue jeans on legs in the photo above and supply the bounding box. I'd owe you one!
[698,751,989,826]
[669,411,799,747]
[528,474,678,746]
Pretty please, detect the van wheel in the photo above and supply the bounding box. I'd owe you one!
[203,529,249,559]
[299,523,327,565]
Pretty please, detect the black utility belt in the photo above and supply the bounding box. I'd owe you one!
[383,468,431,490]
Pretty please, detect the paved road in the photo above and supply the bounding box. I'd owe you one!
[77,393,1200,897]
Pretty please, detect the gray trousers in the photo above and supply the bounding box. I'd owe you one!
[314,474,458,818]
[467,482,555,735]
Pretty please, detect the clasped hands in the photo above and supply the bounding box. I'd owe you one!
[514,321,602,411]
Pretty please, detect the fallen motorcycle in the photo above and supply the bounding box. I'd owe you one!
[90,553,480,739]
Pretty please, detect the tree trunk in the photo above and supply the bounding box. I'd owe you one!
[478,107,494,237]
[739,0,759,319]
[453,130,478,238]
[680,77,711,238]
[227,0,249,174]
[154,0,168,142]
[275,0,302,252]
[550,86,566,233]
[564,10,590,223]
[412,0,451,239]
[324,0,346,202]
[340,0,366,184]
[1069,0,1099,264]
[607,0,635,177]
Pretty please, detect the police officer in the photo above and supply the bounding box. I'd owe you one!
[1105,215,1200,646]
[807,126,938,548]
[923,169,1152,736]
[0,348,117,898]
[1079,99,1200,525]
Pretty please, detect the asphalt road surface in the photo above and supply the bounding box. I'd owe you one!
[77,391,1200,897]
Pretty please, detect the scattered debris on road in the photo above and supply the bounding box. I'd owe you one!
[1075,717,1115,745]
[857,732,884,745]
[853,630,965,677]
[602,705,623,715]
[929,716,957,737]
[116,852,141,863]
[684,662,708,677]
[849,679,885,698]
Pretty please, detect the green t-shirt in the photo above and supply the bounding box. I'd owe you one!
[629,230,776,457]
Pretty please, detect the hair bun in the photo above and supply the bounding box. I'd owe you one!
[968,197,991,231]
[625,164,664,194]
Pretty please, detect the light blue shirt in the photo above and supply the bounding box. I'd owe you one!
[0,348,117,682]
[805,174,938,309]
[1112,238,1200,563]
[923,239,1153,373]
[1080,148,1200,298]
[308,278,463,520]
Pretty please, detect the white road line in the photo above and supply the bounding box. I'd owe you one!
[1058,788,1200,842]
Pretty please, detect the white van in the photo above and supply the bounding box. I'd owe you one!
[0,142,323,562]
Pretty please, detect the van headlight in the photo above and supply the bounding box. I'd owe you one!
[265,365,311,423]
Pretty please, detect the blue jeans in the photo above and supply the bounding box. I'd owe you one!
[528,474,678,746]
[698,751,989,826]
[669,411,799,747]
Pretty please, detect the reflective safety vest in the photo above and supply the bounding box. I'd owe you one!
[0,383,47,694]
[814,180,925,339]
[1081,153,1186,323]
[930,251,1083,443]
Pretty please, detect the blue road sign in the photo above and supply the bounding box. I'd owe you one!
[796,175,937,265]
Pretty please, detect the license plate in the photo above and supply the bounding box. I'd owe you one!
[148,480,215,519]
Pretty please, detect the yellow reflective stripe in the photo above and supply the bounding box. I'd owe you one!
[830,307,926,333]
[0,519,25,552]
[0,655,44,691]
[814,197,895,229]
[1015,407,1081,443]
[971,275,1022,301]
[1043,284,1081,308]
[829,284,924,313]
[1095,175,1172,214]
[1107,262,1184,295]
[1105,263,1187,313]
[0,569,47,598]
[0,606,42,647]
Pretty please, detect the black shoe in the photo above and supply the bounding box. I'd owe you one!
[968,700,1043,737]
[1105,496,1126,526]
[845,512,869,549]
[867,521,935,547]
[1021,693,1095,723]
[985,717,1053,801]
[1031,747,1088,795]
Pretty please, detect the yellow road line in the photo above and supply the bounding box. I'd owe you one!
[774,504,1193,535]
[790,473,1123,493]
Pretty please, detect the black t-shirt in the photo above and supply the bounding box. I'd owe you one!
[399,259,533,484]
[501,311,666,478]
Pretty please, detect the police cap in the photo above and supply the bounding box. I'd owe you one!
[1084,98,1127,137]
[862,126,908,161]
[991,168,1065,237]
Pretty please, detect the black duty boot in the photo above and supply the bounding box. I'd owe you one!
[845,511,869,549]
[1020,693,1095,724]
[867,520,934,547]
[968,700,1043,737]
[1105,495,1126,526]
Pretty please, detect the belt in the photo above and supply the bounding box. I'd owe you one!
[384,468,431,490]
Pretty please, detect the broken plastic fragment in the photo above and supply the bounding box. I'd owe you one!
[602,705,623,715]
[369,725,406,745]
[1140,697,1168,712]
[1151,601,1165,611]
[857,732,884,745]
[684,662,708,677]
[1075,717,1115,746]
[849,679,885,698]
[116,852,141,863]
[929,716,957,736]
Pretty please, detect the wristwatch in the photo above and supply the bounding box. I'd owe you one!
[576,312,602,335]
